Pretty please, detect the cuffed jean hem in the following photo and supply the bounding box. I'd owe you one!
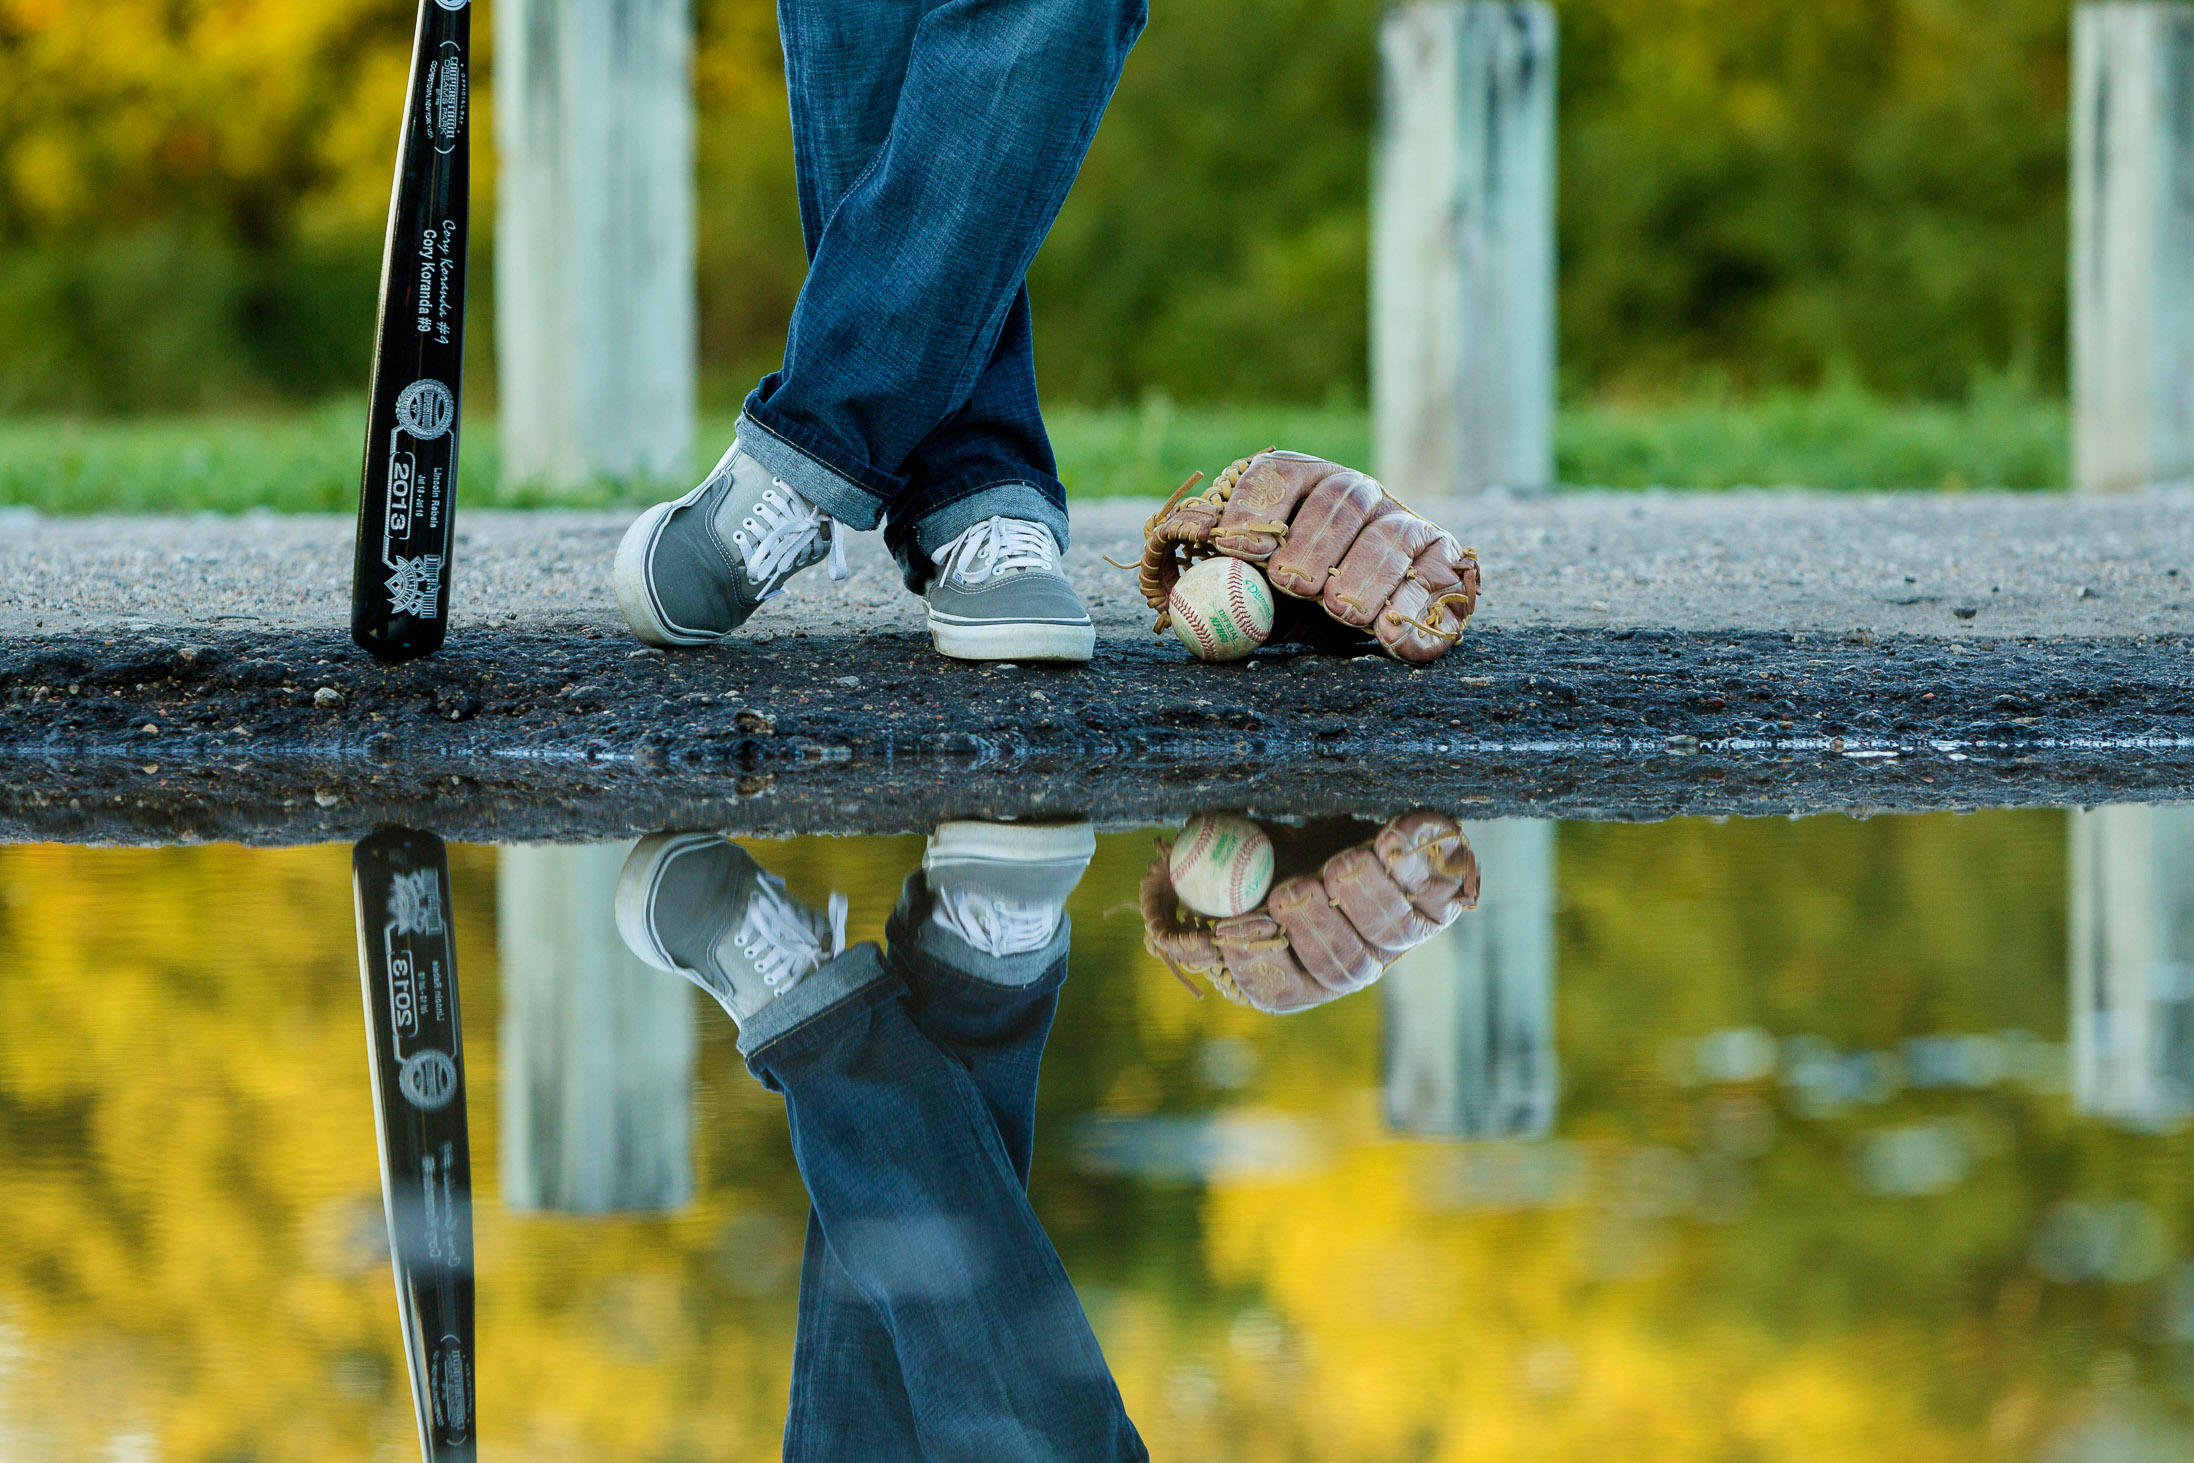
[735,408,902,532]
[737,943,894,1062]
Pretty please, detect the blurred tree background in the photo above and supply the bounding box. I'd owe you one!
[0,0,2072,415]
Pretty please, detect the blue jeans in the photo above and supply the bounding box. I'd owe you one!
[741,878,1148,1462]
[737,0,1147,589]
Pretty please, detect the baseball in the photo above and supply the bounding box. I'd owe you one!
[1169,812,1276,919]
[1169,556,1274,663]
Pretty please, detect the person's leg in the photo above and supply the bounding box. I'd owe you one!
[883,294,1056,585]
[778,0,918,260]
[619,830,1136,1460]
[890,818,1095,1169]
[749,967,1147,1463]
[616,0,1130,656]
[614,2,918,652]
[783,1206,925,1462]
[779,908,1069,1462]
[780,823,1096,1461]
[739,0,1147,544]
[760,0,1139,661]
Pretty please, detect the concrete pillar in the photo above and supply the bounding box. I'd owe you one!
[498,843,697,1213]
[2073,4,2194,494]
[2070,806,2194,1131]
[1382,819,1558,1140]
[496,0,696,489]
[1373,2,1557,497]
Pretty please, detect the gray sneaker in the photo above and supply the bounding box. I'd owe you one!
[923,517,1095,662]
[615,832,848,1026]
[615,444,847,648]
[922,820,1097,957]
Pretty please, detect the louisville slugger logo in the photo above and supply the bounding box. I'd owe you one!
[422,44,467,155]
[433,1335,472,1436]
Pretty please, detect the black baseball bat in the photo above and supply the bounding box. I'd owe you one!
[352,0,472,662]
[353,828,477,1461]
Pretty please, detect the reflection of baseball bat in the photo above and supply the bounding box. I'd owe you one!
[352,0,472,662]
[352,829,477,1461]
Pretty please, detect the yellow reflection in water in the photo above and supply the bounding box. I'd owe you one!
[0,814,2182,1461]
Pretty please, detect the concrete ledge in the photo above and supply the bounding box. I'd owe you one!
[6,623,2194,844]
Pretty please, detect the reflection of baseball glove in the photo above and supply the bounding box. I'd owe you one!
[1134,450,1482,664]
[1143,812,1481,1013]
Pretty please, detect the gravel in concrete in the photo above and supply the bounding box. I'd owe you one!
[9,488,2194,640]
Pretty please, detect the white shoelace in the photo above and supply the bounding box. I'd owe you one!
[930,890,1062,958]
[733,483,849,593]
[932,516,1058,586]
[737,877,849,993]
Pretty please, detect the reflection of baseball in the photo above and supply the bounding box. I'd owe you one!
[1169,813,1276,918]
[1169,557,1274,663]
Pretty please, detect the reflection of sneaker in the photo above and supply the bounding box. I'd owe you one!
[615,444,848,648]
[923,517,1095,663]
[922,821,1097,957]
[615,832,848,1026]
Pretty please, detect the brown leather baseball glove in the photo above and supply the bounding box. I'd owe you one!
[1142,812,1481,1014]
[1134,450,1482,664]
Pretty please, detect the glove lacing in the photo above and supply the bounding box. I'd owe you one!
[1119,454,1276,634]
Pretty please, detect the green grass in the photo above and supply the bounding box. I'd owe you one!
[1557,378,2067,492]
[0,386,2069,516]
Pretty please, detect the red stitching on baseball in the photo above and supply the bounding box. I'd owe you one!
[1172,587,1221,658]
[1180,816,1218,870]
[1188,604,1219,657]
[1229,842,1261,912]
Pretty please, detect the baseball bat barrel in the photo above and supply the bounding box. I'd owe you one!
[352,0,472,662]
[352,828,477,1461]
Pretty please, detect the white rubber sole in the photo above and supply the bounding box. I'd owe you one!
[614,494,722,649]
[614,831,721,974]
[927,612,1096,663]
[924,820,1098,870]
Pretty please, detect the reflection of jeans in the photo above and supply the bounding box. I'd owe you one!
[744,878,1147,1462]
[736,0,1147,588]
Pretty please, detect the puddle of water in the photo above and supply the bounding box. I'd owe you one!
[6,806,2194,1459]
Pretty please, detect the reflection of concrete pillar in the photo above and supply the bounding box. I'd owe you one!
[499,844,696,1212]
[497,0,696,487]
[1383,819,1557,1139]
[2073,4,2194,494]
[1374,2,1557,497]
[2071,807,2194,1131]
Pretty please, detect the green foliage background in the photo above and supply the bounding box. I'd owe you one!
[0,0,2074,413]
